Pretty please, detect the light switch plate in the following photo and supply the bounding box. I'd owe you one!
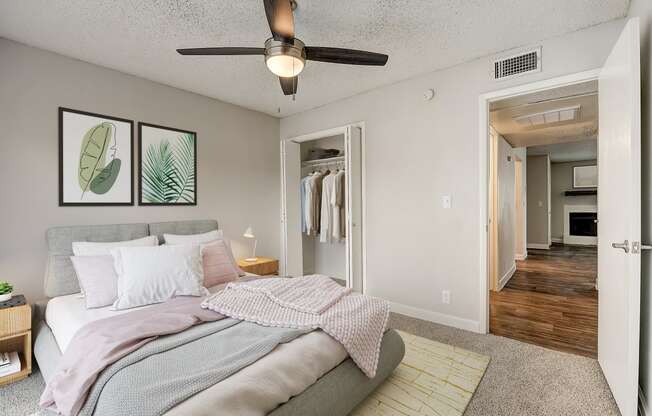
[442,195,452,209]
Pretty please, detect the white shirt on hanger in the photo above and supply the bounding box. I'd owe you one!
[320,171,337,243]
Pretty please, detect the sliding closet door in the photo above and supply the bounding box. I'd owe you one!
[347,127,364,292]
[281,140,303,276]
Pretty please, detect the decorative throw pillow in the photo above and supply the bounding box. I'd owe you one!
[201,240,240,287]
[164,230,245,276]
[72,235,158,256]
[70,255,118,309]
[111,245,207,310]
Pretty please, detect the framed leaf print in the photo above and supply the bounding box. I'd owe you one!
[138,123,197,205]
[59,107,134,206]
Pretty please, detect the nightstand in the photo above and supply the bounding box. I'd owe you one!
[237,257,279,276]
[0,298,31,386]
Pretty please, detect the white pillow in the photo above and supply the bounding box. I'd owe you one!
[72,235,158,256]
[111,245,207,310]
[163,230,222,245]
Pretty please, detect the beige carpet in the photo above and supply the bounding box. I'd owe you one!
[353,331,489,416]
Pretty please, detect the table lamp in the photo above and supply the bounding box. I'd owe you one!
[243,226,258,262]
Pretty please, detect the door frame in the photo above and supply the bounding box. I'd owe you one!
[280,122,367,293]
[477,69,601,334]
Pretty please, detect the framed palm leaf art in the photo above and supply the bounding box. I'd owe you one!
[59,107,134,206]
[138,123,197,205]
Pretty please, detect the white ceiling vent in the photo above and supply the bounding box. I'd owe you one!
[494,47,541,80]
[513,105,580,127]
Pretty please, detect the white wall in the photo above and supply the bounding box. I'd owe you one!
[496,136,526,287]
[526,155,551,247]
[628,0,652,410]
[0,38,280,301]
[280,20,625,330]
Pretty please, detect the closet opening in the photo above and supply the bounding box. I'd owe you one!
[280,124,365,292]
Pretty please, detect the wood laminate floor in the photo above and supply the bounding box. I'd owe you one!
[490,244,598,358]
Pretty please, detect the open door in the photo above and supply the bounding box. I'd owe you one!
[597,18,641,416]
[280,140,303,276]
[347,126,364,292]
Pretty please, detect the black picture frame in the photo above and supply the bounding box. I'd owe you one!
[138,122,197,206]
[59,107,134,206]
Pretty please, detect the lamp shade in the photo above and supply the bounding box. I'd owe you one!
[243,227,255,239]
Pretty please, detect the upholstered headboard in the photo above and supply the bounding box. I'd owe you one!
[44,219,218,298]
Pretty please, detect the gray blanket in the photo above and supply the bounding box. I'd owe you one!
[78,319,307,416]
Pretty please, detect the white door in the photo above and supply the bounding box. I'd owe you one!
[597,18,641,416]
[347,127,364,292]
[281,140,303,276]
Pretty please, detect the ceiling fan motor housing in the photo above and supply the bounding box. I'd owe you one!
[264,38,306,77]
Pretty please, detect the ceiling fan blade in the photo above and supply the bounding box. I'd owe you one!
[305,47,388,66]
[176,47,265,55]
[263,0,295,41]
[279,76,298,95]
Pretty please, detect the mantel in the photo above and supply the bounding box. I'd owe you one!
[564,189,597,197]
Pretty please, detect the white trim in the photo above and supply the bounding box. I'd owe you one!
[280,122,367,294]
[390,301,481,333]
[527,243,551,250]
[515,252,528,261]
[639,385,649,416]
[498,262,517,290]
[551,237,564,244]
[478,68,601,334]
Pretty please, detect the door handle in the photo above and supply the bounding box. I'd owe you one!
[612,240,630,253]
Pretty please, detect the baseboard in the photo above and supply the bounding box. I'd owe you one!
[640,385,649,416]
[551,237,564,244]
[389,301,480,333]
[498,263,517,290]
[527,243,550,250]
[515,252,528,261]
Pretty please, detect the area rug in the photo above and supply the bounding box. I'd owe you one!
[352,330,490,416]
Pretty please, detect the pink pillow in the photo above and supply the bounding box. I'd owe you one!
[70,255,118,308]
[201,240,240,287]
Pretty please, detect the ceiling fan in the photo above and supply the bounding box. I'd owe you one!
[176,0,389,96]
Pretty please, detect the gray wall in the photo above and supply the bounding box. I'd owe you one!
[280,20,624,328]
[628,0,652,408]
[0,38,280,301]
[550,160,598,241]
[526,155,550,247]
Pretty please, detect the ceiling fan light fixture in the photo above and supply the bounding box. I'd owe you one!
[264,38,305,77]
[266,54,304,77]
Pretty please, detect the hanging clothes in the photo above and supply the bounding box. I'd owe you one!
[320,171,337,243]
[303,170,326,236]
[332,169,346,241]
[300,173,312,233]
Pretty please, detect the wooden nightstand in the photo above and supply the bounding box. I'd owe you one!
[0,299,32,386]
[237,257,279,276]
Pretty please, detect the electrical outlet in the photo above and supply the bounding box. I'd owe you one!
[442,195,452,209]
[442,290,451,304]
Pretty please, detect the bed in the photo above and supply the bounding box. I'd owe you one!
[33,219,405,416]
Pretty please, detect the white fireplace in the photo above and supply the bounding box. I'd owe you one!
[563,204,598,245]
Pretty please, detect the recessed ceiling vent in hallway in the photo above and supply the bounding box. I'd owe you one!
[494,47,541,80]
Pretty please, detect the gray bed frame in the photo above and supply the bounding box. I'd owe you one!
[34,219,405,416]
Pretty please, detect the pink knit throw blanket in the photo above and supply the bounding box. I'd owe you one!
[201,275,390,378]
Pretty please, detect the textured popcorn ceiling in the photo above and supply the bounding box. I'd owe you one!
[0,0,628,117]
